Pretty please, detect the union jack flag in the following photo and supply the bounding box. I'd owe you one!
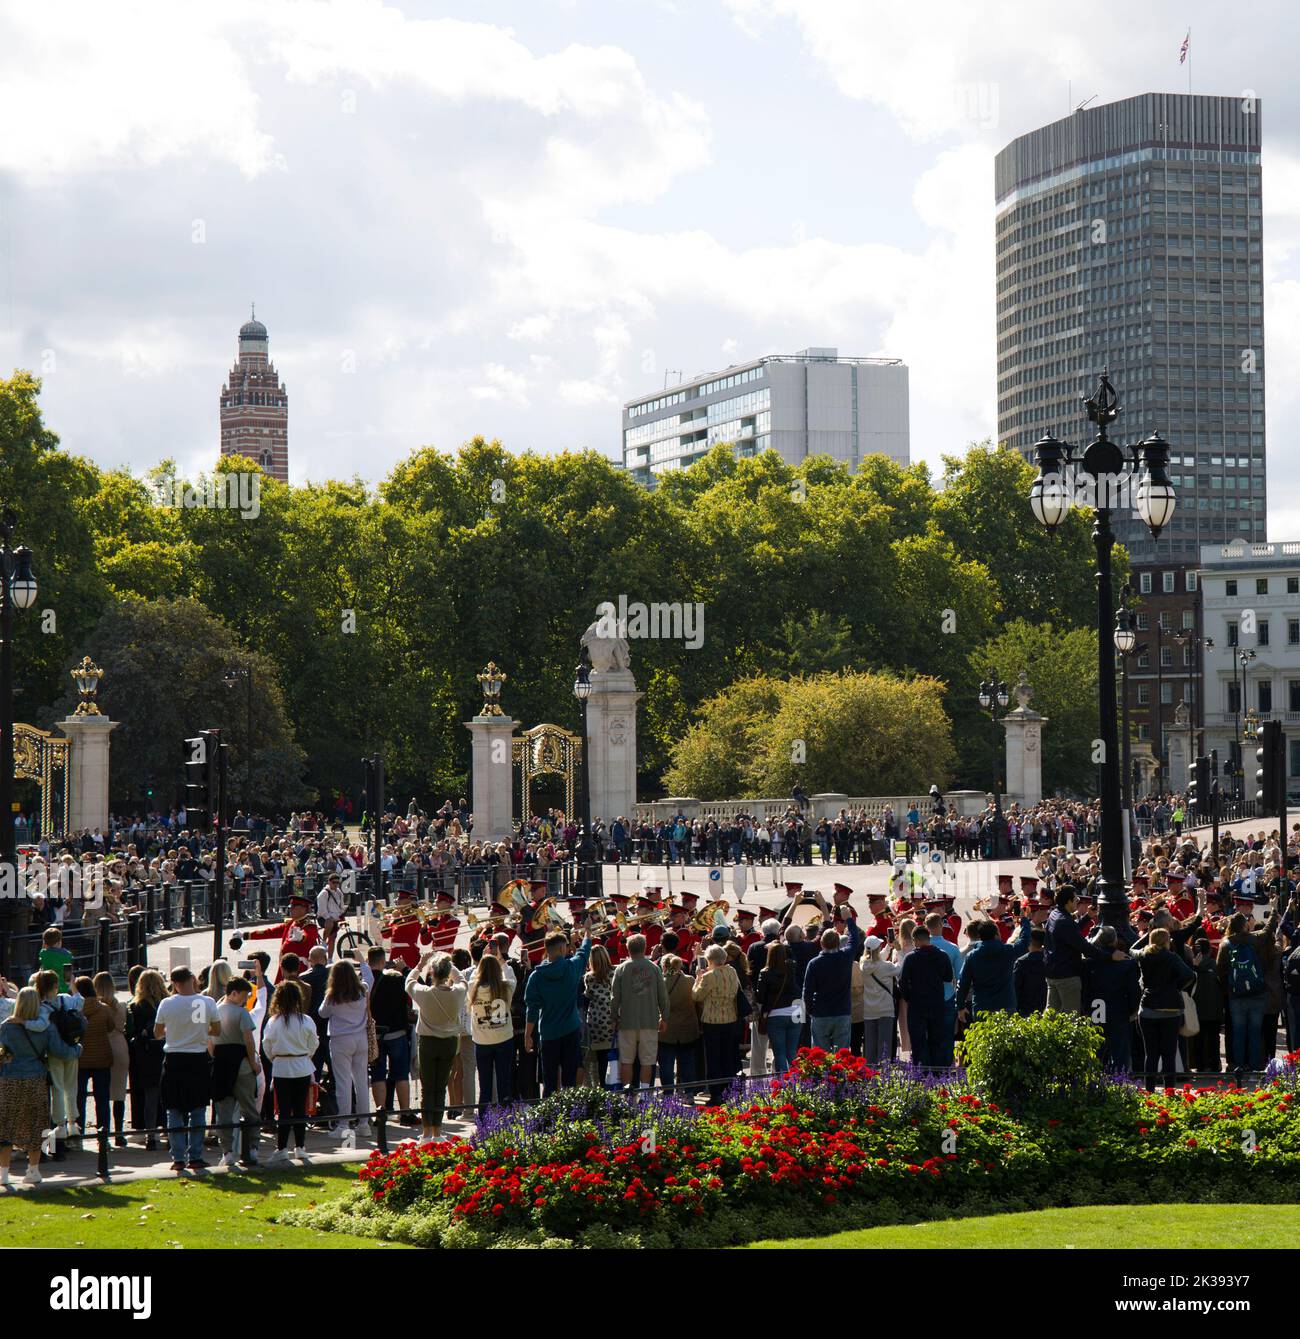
[1179,30,1190,64]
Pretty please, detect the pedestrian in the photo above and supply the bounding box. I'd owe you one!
[580,943,615,1088]
[407,950,466,1137]
[755,940,800,1075]
[1137,927,1196,1091]
[154,966,221,1173]
[1085,926,1140,1071]
[0,987,82,1187]
[1044,886,1105,1013]
[1216,910,1276,1073]
[610,934,669,1091]
[658,954,700,1090]
[262,978,319,1164]
[74,974,115,1145]
[897,927,952,1067]
[1189,938,1224,1072]
[318,960,370,1134]
[468,952,515,1107]
[692,944,741,1105]
[800,915,864,1052]
[212,976,262,1168]
[126,969,165,1150]
[1013,929,1049,1016]
[523,930,592,1096]
[858,936,899,1065]
[95,972,130,1149]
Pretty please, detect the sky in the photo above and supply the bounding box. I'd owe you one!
[2,0,1299,535]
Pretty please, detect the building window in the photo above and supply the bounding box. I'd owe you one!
[1229,683,1241,713]
[1186,571,1198,592]
[1161,684,1173,706]
[1139,572,1153,594]
[1288,577,1298,595]
[1182,610,1195,629]
[1162,571,1174,593]
[1228,621,1238,646]
[1160,646,1173,668]
[1259,620,1270,646]
[1138,652,1151,668]
[1259,681,1273,713]
[1289,680,1300,712]
[1290,618,1300,646]
[1257,578,1269,595]
[1137,684,1151,705]
[1226,579,1238,596]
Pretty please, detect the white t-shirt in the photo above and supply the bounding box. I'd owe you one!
[317,885,345,921]
[468,977,514,1047]
[155,992,220,1053]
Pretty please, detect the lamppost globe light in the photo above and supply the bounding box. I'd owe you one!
[978,688,991,710]
[996,687,1010,709]
[1135,432,1177,538]
[1114,622,1136,655]
[574,661,592,702]
[1028,433,1070,532]
[9,546,37,610]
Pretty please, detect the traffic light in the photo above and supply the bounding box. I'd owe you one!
[184,730,220,830]
[1255,720,1285,818]
[363,755,385,828]
[1187,755,1210,817]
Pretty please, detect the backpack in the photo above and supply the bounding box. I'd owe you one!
[52,1000,86,1046]
[1227,941,1264,999]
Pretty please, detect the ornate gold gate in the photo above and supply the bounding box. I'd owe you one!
[512,723,581,827]
[13,723,70,838]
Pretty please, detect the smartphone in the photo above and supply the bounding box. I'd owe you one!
[237,960,257,971]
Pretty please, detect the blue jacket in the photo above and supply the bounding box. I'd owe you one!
[898,944,953,1014]
[801,918,864,1018]
[524,938,593,1040]
[1045,907,1102,980]
[956,920,1030,1016]
[0,1015,81,1079]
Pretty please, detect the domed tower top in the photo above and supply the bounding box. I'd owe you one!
[238,303,268,354]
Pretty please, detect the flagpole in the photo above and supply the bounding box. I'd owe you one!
[1187,26,1191,95]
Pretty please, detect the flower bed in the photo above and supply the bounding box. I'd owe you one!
[283,1043,1300,1249]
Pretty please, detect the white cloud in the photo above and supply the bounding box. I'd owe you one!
[507,315,555,342]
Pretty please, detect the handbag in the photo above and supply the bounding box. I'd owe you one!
[365,1002,380,1065]
[1179,986,1200,1038]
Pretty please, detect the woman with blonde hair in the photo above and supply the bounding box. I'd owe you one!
[0,987,81,1185]
[887,917,917,1059]
[468,953,515,1106]
[1137,926,1195,1092]
[207,959,233,1002]
[407,950,467,1139]
[95,972,130,1148]
[580,943,614,1088]
[692,944,740,1105]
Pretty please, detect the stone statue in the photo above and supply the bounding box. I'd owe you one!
[1013,671,1033,710]
[580,616,631,673]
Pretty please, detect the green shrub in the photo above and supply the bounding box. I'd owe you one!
[959,1009,1102,1113]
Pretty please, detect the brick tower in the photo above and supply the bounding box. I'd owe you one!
[219,306,288,482]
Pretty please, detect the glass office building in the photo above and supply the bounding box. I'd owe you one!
[995,93,1266,566]
[622,348,908,487]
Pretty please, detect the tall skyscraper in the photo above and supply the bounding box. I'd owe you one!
[995,93,1265,567]
[622,348,908,487]
[219,308,289,482]
[996,93,1265,785]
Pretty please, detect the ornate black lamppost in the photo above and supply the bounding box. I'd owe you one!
[1029,372,1176,927]
[977,674,1012,859]
[573,658,600,897]
[0,510,37,973]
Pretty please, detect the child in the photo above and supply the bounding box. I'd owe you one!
[38,927,74,993]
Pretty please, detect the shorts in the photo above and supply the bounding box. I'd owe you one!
[369,1032,412,1084]
[617,1027,659,1066]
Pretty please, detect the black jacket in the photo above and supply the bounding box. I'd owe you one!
[1013,951,1048,1015]
[1137,947,1196,1012]
[756,964,797,1014]
[1044,907,1102,980]
[898,944,953,1014]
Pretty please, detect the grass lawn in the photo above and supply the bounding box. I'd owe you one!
[0,1165,407,1249]
[745,1204,1300,1250]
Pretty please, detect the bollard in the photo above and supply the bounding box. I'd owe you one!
[161,885,173,932]
[258,875,268,919]
[97,917,112,975]
[97,1120,110,1180]
[376,1106,389,1155]
[145,884,157,935]
[182,881,194,929]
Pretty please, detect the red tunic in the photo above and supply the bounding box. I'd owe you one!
[672,927,698,965]
[738,930,762,954]
[420,916,460,953]
[245,918,321,980]
[867,912,894,940]
[380,917,422,971]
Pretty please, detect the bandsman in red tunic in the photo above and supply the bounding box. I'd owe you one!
[420,889,460,953]
[666,902,698,964]
[378,889,423,970]
[1166,872,1195,923]
[734,908,762,953]
[242,894,321,978]
[520,880,554,966]
[473,898,515,950]
[866,892,893,941]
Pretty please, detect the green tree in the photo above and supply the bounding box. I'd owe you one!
[968,619,1099,795]
[45,597,310,811]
